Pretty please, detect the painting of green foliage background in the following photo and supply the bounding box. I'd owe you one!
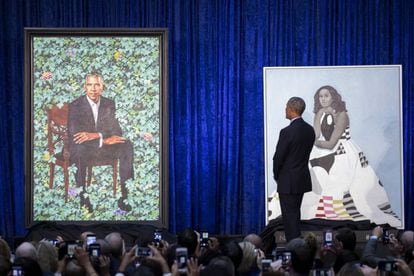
[32,36,161,221]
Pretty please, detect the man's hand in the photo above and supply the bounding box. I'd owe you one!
[74,132,100,144]
[118,245,137,273]
[103,135,126,145]
[148,244,170,273]
[372,226,383,238]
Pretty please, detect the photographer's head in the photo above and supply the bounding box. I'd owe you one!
[220,240,243,270]
[237,241,257,274]
[104,232,124,258]
[335,227,357,251]
[15,242,38,261]
[65,259,86,276]
[399,230,414,250]
[286,238,313,275]
[243,233,263,250]
[177,228,198,257]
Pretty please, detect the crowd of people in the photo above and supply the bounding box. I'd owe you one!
[0,226,414,276]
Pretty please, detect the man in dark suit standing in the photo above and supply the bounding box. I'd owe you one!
[273,97,315,241]
[68,72,134,212]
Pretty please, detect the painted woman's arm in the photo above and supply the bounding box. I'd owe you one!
[313,109,323,141]
[314,111,348,150]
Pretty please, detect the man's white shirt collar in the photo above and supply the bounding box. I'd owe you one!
[290,116,301,122]
[86,96,100,125]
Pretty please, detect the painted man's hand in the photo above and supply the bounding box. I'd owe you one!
[74,132,100,144]
[103,135,126,145]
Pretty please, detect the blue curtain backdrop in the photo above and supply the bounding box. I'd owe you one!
[0,0,413,238]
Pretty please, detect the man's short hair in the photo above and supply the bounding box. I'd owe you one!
[84,72,106,90]
[286,238,313,274]
[287,97,306,115]
[336,227,357,251]
[15,242,38,261]
[104,232,124,258]
[177,228,198,256]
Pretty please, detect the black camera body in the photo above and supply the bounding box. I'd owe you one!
[310,268,334,276]
[86,234,97,247]
[176,247,188,273]
[382,230,390,244]
[261,259,272,272]
[281,250,292,266]
[378,260,397,272]
[136,246,152,257]
[273,247,286,261]
[12,265,23,276]
[88,243,101,257]
[200,231,209,248]
[153,229,162,247]
[324,230,333,247]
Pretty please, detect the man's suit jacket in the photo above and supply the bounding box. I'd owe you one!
[273,117,315,194]
[68,95,122,156]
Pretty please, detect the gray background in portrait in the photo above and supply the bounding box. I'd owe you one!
[264,65,403,219]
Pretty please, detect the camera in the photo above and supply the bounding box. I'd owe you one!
[273,247,286,261]
[310,268,334,276]
[281,250,292,266]
[382,229,390,245]
[86,234,97,247]
[153,229,162,246]
[136,246,152,258]
[12,266,23,276]
[88,243,101,257]
[378,260,397,272]
[176,247,188,273]
[200,231,209,248]
[66,242,77,258]
[324,230,333,247]
[261,259,272,272]
[49,239,58,247]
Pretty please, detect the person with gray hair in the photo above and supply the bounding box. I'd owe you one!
[105,232,125,275]
[243,233,263,250]
[285,238,314,275]
[273,96,315,241]
[15,242,38,261]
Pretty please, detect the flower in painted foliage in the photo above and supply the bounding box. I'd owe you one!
[41,71,52,80]
[143,132,153,141]
[66,47,76,57]
[114,51,122,61]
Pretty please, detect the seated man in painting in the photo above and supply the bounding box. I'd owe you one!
[68,72,134,212]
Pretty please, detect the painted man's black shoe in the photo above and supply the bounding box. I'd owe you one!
[80,192,93,212]
[117,198,132,212]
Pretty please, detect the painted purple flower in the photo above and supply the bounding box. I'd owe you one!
[66,47,76,57]
[114,209,127,215]
[68,187,79,198]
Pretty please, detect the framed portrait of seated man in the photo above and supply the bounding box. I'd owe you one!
[24,28,168,227]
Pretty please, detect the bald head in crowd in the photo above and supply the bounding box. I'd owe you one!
[400,230,414,249]
[105,232,124,258]
[243,234,263,250]
[15,242,38,260]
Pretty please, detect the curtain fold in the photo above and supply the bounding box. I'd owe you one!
[0,0,413,239]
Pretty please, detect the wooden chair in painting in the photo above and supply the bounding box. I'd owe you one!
[47,103,118,202]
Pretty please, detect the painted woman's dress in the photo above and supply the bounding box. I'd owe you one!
[298,112,401,226]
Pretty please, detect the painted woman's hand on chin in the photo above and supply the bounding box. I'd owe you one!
[322,106,336,115]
